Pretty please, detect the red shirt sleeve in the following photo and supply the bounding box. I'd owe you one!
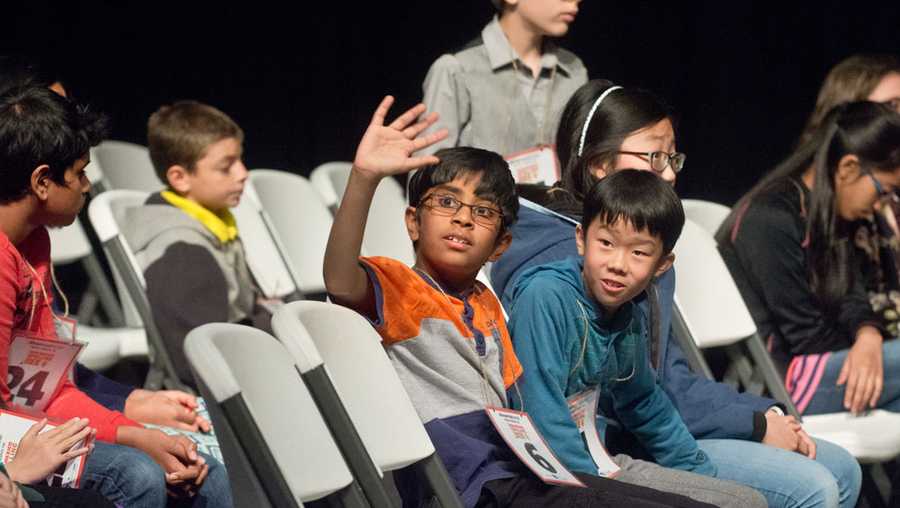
[0,229,139,443]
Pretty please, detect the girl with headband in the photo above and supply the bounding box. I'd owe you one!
[495,79,862,508]
[719,102,900,421]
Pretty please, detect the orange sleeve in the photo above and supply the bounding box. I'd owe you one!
[359,256,435,345]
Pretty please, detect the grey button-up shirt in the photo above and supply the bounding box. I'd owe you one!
[422,16,588,157]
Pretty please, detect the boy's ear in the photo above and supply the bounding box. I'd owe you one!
[404,206,420,242]
[488,230,513,262]
[30,165,53,201]
[575,224,585,256]
[654,252,675,278]
[166,165,192,194]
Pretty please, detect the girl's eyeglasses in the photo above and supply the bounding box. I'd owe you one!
[616,150,687,174]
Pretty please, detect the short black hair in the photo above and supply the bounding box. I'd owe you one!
[0,86,107,203]
[582,170,684,254]
[408,147,519,232]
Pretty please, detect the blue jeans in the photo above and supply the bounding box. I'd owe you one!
[698,438,861,508]
[803,338,900,414]
[82,441,233,508]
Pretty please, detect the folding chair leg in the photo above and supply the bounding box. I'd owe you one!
[82,253,126,327]
[419,453,464,508]
[745,334,801,418]
[333,483,371,508]
[862,464,888,508]
[144,364,165,390]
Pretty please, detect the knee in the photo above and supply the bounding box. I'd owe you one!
[109,447,168,505]
[739,486,769,508]
[197,455,234,507]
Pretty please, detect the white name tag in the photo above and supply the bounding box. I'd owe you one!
[8,333,84,412]
[567,388,621,478]
[505,146,560,185]
[485,406,585,487]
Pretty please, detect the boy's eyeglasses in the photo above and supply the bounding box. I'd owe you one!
[419,193,504,228]
[616,150,687,174]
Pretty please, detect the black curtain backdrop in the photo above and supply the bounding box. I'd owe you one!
[6,1,900,205]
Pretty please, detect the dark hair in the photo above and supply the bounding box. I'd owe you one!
[147,101,244,185]
[0,86,107,203]
[721,101,900,312]
[408,147,519,233]
[553,80,674,210]
[582,169,684,255]
[800,54,900,145]
[0,56,61,96]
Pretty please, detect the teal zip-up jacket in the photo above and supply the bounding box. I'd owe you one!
[507,256,715,476]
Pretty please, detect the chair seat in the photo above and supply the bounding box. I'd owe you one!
[77,325,124,371]
[803,410,900,463]
[115,327,149,358]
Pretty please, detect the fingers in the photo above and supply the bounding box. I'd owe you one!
[388,103,427,132]
[843,367,860,411]
[797,429,817,459]
[22,419,48,442]
[161,390,199,409]
[196,415,212,434]
[370,96,395,127]
[836,357,850,386]
[871,371,884,409]
[61,444,91,461]
[410,129,449,153]
[401,111,439,139]
[194,461,210,486]
[857,374,876,414]
[401,156,442,172]
[58,425,93,451]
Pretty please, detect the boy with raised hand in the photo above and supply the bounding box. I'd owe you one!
[123,101,277,388]
[0,86,230,507]
[507,170,766,507]
[325,96,713,508]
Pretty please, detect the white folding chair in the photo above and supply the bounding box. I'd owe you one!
[87,190,183,390]
[185,323,369,508]
[249,170,334,297]
[673,218,900,506]
[231,180,302,301]
[272,301,464,508]
[310,162,414,266]
[681,199,731,237]
[91,140,163,194]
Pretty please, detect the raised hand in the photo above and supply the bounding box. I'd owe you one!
[5,417,94,484]
[353,95,448,180]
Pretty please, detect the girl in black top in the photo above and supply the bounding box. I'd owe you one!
[719,101,900,416]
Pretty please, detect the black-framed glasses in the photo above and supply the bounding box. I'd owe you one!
[616,150,686,174]
[863,169,894,202]
[419,193,504,228]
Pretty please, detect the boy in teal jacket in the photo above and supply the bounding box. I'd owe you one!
[508,170,764,507]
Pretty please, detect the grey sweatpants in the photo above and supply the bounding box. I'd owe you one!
[613,454,767,508]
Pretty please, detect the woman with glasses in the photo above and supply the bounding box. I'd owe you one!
[719,101,900,423]
[494,79,863,508]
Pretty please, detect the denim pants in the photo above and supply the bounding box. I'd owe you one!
[698,438,861,508]
[82,441,233,508]
[802,338,900,415]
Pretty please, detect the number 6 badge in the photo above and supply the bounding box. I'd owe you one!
[485,407,585,487]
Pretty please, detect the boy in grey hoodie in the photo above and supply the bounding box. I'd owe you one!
[123,101,268,386]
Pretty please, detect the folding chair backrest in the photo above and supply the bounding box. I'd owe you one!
[88,190,183,389]
[310,162,414,265]
[185,323,363,507]
[92,140,163,193]
[231,180,300,300]
[673,219,757,348]
[681,199,731,237]
[310,161,352,210]
[48,219,93,265]
[249,170,332,296]
[273,302,463,508]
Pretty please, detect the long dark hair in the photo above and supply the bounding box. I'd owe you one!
[550,79,674,214]
[720,101,900,311]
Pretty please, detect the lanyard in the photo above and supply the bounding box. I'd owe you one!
[23,260,69,332]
